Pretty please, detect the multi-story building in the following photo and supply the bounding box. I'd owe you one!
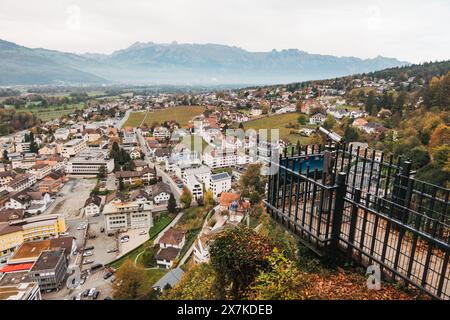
[184,175,203,199]
[153,127,171,139]
[65,150,114,175]
[29,164,52,180]
[61,139,87,158]
[103,199,153,234]
[207,172,232,198]
[5,173,36,193]
[29,249,68,291]
[203,148,250,169]
[115,167,156,186]
[0,272,41,300]
[150,182,172,205]
[0,212,67,261]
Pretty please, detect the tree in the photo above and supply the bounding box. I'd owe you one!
[210,226,274,299]
[343,126,359,142]
[141,245,159,268]
[2,150,8,163]
[365,91,376,115]
[297,114,307,125]
[204,190,214,209]
[97,165,107,179]
[239,164,265,201]
[113,260,147,300]
[323,114,336,130]
[167,193,177,213]
[119,177,125,191]
[246,248,306,300]
[180,187,192,209]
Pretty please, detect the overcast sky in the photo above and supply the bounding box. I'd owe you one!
[0,0,448,63]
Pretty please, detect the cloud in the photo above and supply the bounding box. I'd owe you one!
[0,0,448,63]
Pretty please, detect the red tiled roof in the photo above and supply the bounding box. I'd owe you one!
[0,263,33,273]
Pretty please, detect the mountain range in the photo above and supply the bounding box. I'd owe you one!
[0,39,409,86]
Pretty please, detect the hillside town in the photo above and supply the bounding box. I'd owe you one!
[0,60,448,301]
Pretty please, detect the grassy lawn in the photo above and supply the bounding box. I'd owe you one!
[142,269,167,289]
[124,106,205,128]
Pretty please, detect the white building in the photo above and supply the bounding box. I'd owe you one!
[207,172,232,198]
[185,175,203,199]
[61,139,87,158]
[309,113,327,125]
[84,196,102,216]
[65,150,114,175]
[103,200,153,234]
[153,127,171,139]
[54,128,70,141]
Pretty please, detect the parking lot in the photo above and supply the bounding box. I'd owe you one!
[43,266,114,300]
[81,215,119,271]
[117,227,150,259]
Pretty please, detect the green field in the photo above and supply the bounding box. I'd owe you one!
[241,112,314,144]
[14,103,86,121]
[124,106,205,128]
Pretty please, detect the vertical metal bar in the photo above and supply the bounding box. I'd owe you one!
[421,220,438,288]
[330,172,347,254]
[358,192,371,262]
[347,188,362,261]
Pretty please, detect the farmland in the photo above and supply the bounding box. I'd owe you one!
[10,103,87,122]
[241,112,315,144]
[123,106,205,128]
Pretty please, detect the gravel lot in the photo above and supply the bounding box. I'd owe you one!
[47,178,97,220]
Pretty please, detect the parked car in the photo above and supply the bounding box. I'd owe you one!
[120,238,129,243]
[91,264,103,271]
[139,230,147,236]
[93,290,100,300]
[103,272,113,280]
[104,296,113,300]
[88,288,96,297]
[60,232,69,236]
[83,259,94,265]
[82,289,90,298]
[82,251,93,257]
[100,227,105,233]
[84,246,95,251]
[107,248,117,253]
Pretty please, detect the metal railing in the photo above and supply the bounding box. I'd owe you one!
[265,144,449,300]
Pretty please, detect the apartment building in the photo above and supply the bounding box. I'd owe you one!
[207,172,232,198]
[29,164,52,180]
[5,174,36,193]
[61,139,87,158]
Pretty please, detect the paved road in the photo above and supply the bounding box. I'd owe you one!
[136,129,182,202]
[116,109,133,129]
[153,211,184,244]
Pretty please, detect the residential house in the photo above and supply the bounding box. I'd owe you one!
[150,182,172,205]
[84,195,102,216]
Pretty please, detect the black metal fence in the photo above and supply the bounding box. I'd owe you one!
[265,144,449,300]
